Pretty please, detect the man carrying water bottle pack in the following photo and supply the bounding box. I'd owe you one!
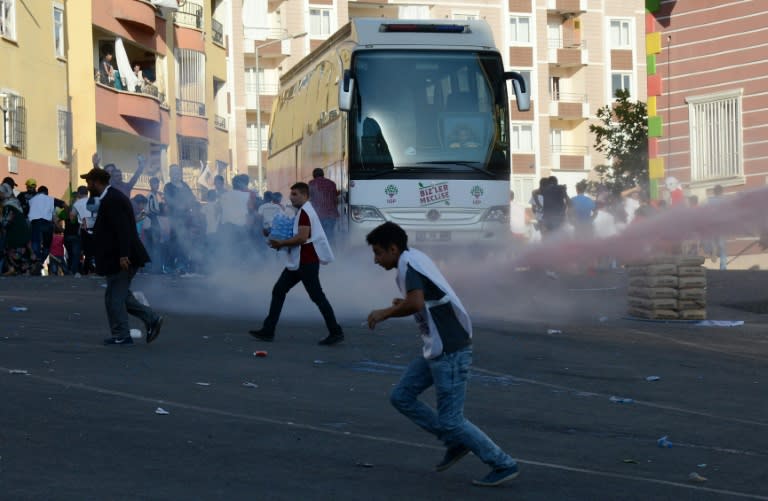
[249,182,344,346]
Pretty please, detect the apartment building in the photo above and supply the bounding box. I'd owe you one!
[0,0,71,198]
[1,1,231,199]
[65,0,231,195]
[232,0,645,200]
[502,0,647,201]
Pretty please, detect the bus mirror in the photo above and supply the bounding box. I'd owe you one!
[339,69,355,112]
[505,71,530,112]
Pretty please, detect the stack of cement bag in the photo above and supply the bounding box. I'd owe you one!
[627,256,707,320]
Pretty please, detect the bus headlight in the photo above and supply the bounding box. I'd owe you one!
[350,205,385,222]
[481,205,509,223]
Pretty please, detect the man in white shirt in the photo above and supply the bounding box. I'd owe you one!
[218,174,252,257]
[28,186,59,266]
[257,191,285,233]
[72,186,99,275]
[621,185,641,224]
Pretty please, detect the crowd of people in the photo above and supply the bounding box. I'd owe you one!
[0,157,341,277]
[508,175,729,269]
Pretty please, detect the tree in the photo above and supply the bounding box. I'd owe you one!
[588,89,648,195]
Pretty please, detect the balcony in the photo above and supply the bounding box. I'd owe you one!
[95,83,169,143]
[176,99,206,117]
[546,0,587,16]
[96,83,164,123]
[93,1,164,50]
[244,27,286,43]
[245,82,278,111]
[549,93,589,120]
[174,1,204,30]
[547,39,588,67]
[112,0,157,33]
[244,30,294,58]
[550,145,590,171]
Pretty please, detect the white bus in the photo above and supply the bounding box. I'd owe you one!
[267,18,530,246]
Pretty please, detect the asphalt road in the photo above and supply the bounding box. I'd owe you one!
[1,264,767,500]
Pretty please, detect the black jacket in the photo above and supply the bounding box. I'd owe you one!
[92,187,150,276]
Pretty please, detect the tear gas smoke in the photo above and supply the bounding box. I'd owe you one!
[138,186,768,328]
[512,185,768,271]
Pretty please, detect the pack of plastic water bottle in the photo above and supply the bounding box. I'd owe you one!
[268,213,295,241]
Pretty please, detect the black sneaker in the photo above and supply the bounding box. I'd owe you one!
[146,316,164,344]
[318,333,344,346]
[103,336,134,346]
[472,464,519,487]
[435,445,471,472]
[249,329,275,342]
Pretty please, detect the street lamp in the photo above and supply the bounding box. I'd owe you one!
[254,31,307,194]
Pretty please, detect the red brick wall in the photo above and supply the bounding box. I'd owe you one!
[652,2,768,186]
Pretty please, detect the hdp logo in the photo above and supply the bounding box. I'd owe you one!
[470,185,484,205]
[385,184,398,204]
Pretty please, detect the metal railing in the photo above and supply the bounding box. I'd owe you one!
[212,18,224,46]
[176,98,206,116]
[174,1,203,30]
[244,27,291,42]
[94,66,167,105]
[245,82,279,94]
[550,144,589,155]
[214,115,227,130]
[547,38,586,50]
[550,92,587,103]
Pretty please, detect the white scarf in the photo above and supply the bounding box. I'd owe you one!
[283,201,335,271]
[396,248,472,359]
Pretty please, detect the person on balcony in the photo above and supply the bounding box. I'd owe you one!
[133,64,150,93]
[100,52,115,85]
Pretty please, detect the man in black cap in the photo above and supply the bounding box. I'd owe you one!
[81,167,164,345]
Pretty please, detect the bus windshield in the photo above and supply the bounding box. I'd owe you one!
[349,50,510,180]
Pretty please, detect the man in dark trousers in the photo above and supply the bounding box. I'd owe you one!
[249,182,343,346]
[81,167,164,345]
[540,176,569,237]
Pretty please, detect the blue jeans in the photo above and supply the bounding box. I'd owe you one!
[390,348,515,470]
